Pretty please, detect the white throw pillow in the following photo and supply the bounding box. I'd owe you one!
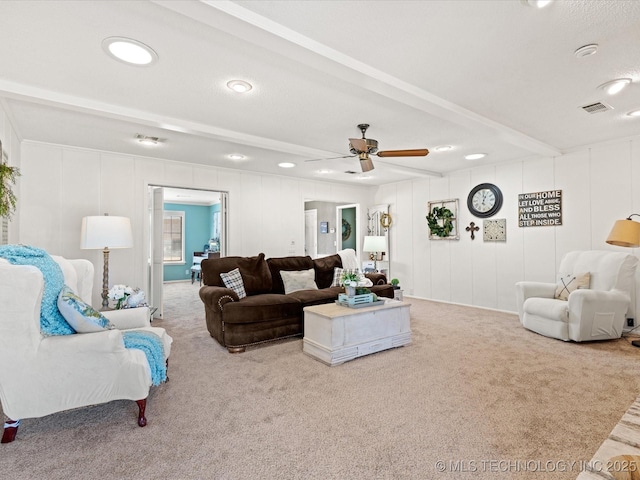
[280,268,318,294]
[220,268,247,299]
[57,285,114,333]
[555,272,590,301]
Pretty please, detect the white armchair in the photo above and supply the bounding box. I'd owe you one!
[0,255,172,443]
[515,250,638,342]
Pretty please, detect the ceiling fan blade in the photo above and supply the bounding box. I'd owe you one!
[304,154,355,163]
[349,138,367,152]
[376,149,429,158]
[359,153,375,172]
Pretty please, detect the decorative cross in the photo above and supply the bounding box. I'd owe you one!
[466,222,479,240]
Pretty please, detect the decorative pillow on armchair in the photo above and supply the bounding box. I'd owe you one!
[554,272,590,301]
[220,268,247,299]
[57,285,114,333]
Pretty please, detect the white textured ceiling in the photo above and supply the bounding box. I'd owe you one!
[1,0,639,186]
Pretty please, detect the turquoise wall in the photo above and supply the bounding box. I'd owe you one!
[163,203,212,281]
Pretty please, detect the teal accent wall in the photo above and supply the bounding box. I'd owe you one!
[342,206,356,250]
[163,203,212,281]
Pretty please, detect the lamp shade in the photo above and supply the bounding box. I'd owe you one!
[80,215,133,249]
[606,219,640,248]
[363,235,387,253]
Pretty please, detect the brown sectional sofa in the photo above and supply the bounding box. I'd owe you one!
[199,253,394,352]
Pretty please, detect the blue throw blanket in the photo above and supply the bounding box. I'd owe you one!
[1,245,167,386]
[0,244,74,335]
[122,330,167,386]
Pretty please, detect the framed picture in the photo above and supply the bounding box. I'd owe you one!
[320,221,328,234]
[484,218,507,241]
[427,199,459,240]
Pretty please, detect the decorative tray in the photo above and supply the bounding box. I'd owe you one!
[336,294,385,309]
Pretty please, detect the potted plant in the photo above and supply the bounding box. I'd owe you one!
[0,161,20,219]
[341,271,360,297]
[391,278,400,290]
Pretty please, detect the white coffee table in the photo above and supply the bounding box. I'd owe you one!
[303,300,411,366]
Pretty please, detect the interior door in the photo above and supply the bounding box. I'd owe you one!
[336,203,359,258]
[151,187,164,319]
[219,192,228,257]
[305,209,318,258]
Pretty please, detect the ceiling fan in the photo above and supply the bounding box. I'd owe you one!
[308,123,429,172]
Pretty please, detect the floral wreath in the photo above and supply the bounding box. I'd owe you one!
[426,206,454,237]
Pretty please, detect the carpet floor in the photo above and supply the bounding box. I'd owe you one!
[2,281,640,480]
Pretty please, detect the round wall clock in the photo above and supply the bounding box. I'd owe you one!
[467,183,503,218]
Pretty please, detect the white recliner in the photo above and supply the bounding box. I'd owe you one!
[0,255,172,443]
[515,250,638,342]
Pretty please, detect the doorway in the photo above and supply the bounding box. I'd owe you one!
[336,203,360,257]
[304,209,317,258]
[148,185,228,319]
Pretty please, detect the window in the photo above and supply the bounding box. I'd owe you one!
[163,211,185,263]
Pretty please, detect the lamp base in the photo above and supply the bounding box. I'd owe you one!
[101,247,110,310]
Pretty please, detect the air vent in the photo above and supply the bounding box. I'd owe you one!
[580,102,612,114]
[344,170,359,175]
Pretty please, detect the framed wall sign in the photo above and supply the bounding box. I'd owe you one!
[518,190,562,227]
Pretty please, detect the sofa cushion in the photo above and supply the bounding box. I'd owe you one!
[267,256,314,294]
[280,268,318,294]
[221,294,302,324]
[288,286,344,307]
[201,253,272,295]
[312,254,342,289]
[220,268,247,299]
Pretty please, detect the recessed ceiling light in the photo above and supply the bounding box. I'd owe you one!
[598,78,632,95]
[228,154,246,160]
[434,145,453,152]
[465,153,486,160]
[356,175,373,180]
[102,37,158,66]
[574,44,598,58]
[626,109,640,118]
[278,162,296,168]
[226,80,253,93]
[317,169,332,174]
[135,134,160,146]
[521,0,553,7]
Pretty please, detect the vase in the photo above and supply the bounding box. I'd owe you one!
[345,285,356,297]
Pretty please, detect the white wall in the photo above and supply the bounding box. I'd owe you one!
[17,141,374,307]
[0,103,22,244]
[13,134,640,317]
[376,136,640,316]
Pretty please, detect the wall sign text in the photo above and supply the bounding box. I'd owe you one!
[518,190,562,227]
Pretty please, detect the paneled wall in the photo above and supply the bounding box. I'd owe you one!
[13,133,640,316]
[0,105,21,244]
[375,137,640,315]
[17,141,374,307]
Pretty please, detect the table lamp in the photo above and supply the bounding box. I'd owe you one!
[363,235,387,271]
[80,214,133,309]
